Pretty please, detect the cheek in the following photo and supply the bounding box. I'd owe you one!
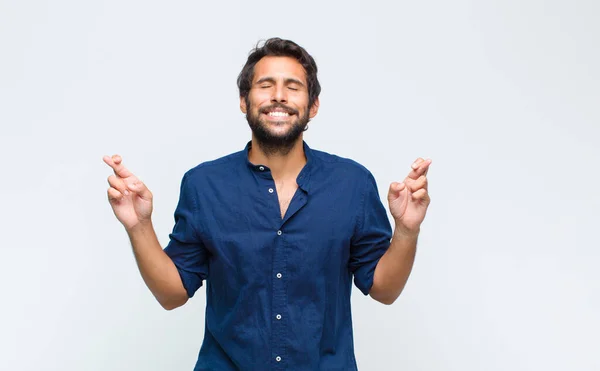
[293,93,310,108]
[249,92,271,110]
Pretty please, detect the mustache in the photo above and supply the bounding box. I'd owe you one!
[260,103,298,115]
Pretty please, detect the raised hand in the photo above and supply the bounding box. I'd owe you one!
[103,154,153,231]
[387,158,432,235]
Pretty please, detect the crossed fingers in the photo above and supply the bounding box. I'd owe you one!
[405,157,431,198]
[103,154,132,178]
[103,154,140,200]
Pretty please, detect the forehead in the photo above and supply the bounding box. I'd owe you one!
[252,56,307,84]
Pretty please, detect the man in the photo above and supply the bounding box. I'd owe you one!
[104,38,431,370]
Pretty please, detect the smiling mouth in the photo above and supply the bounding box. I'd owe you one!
[262,109,296,121]
[265,111,291,118]
[261,103,297,119]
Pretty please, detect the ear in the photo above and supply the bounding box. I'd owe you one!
[309,97,320,119]
[240,96,247,114]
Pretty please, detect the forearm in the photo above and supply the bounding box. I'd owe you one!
[370,226,419,305]
[126,222,188,310]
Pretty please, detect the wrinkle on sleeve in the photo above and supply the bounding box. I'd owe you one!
[163,172,209,298]
[349,171,392,296]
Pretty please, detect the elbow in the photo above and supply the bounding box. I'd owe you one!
[369,281,402,305]
[371,293,399,306]
[378,297,396,306]
[158,294,188,311]
[160,301,181,311]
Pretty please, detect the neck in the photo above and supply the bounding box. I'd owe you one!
[248,136,306,179]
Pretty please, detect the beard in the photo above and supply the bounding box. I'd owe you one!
[245,99,310,156]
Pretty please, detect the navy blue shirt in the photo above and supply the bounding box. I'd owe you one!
[164,141,392,370]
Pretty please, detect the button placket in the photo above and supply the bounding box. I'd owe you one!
[272,223,286,367]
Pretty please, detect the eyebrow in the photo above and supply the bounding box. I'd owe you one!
[254,77,306,87]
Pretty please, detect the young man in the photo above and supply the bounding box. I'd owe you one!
[104,38,431,370]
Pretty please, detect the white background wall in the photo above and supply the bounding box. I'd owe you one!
[1,0,598,370]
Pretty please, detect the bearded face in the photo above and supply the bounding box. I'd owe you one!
[240,56,319,155]
[245,98,310,155]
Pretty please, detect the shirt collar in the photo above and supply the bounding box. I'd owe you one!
[244,140,314,193]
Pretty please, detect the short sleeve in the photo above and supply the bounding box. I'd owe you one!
[163,172,209,298]
[349,171,393,296]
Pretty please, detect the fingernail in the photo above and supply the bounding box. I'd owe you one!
[124,190,129,196]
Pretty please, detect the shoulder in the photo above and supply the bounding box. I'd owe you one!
[310,146,374,180]
[181,149,245,185]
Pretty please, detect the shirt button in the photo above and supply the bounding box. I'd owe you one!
[276,273,282,279]
[276,314,282,320]
[268,188,274,193]
[277,230,282,236]
[259,166,265,171]
[275,356,282,362]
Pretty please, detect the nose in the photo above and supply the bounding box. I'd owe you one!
[271,83,288,104]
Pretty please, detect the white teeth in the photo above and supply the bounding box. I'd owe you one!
[268,111,289,117]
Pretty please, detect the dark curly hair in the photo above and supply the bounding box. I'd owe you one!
[237,37,321,108]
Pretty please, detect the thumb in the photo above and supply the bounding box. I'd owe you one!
[388,182,406,201]
[127,180,153,201]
